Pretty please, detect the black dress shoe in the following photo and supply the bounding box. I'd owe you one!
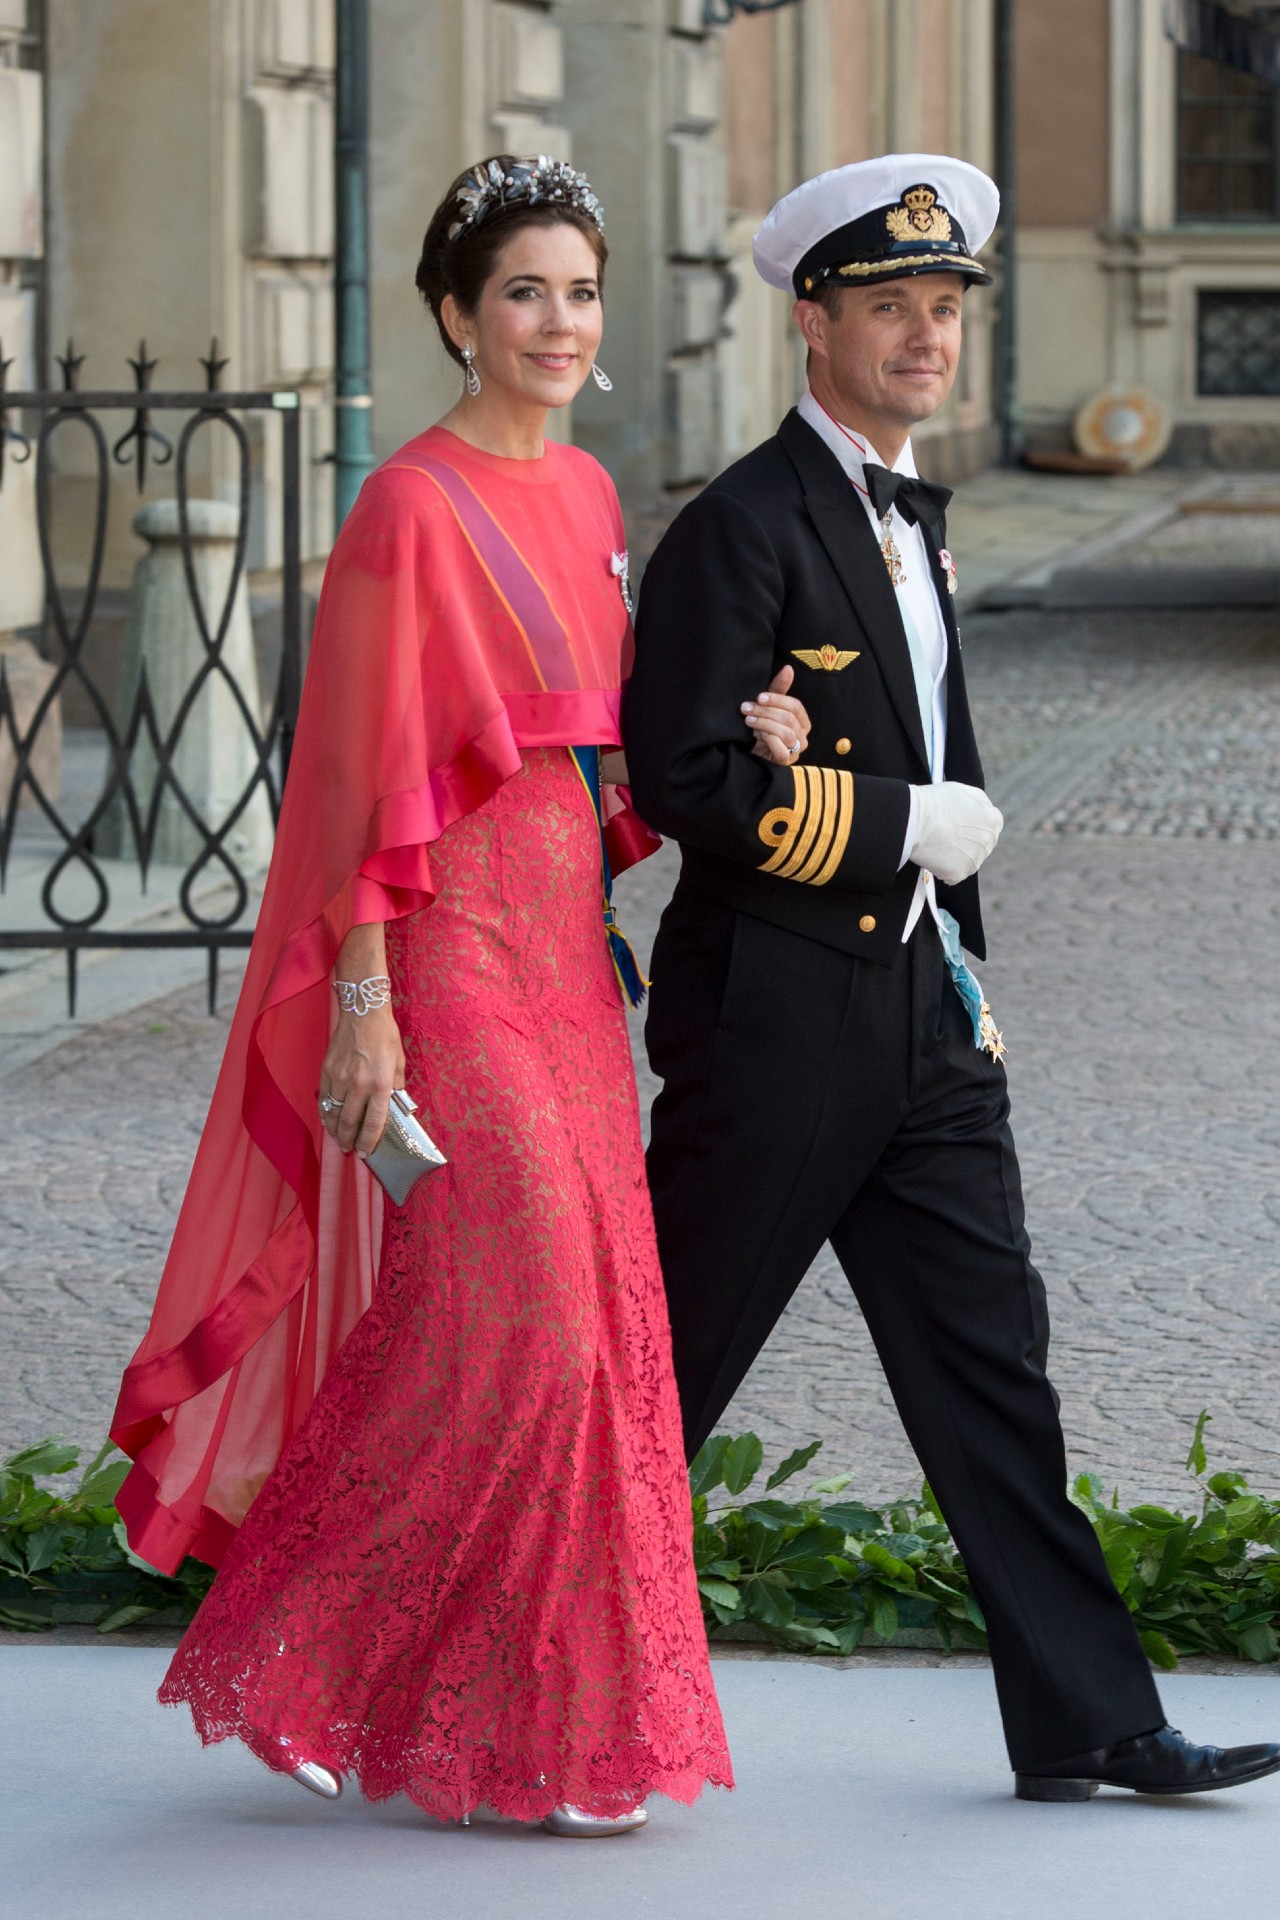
[1016,1724,1280,1801]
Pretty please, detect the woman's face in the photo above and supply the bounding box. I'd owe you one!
[454,221,604,410]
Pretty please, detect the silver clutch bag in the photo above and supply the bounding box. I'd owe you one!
[365,1089,448,1207]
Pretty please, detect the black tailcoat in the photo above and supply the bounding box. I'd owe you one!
[625,410,1163,1771]
[625,407,986,963]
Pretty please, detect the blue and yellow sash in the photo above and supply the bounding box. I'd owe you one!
[569,746,648,1009]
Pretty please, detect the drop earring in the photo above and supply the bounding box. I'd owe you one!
[461,344,481,397]
[591,362,613,392]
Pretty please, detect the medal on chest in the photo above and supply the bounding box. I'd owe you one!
[879,513,907,587]
[938,547,958,596]
[978,1000,1007,1064]
[610,549,633,614]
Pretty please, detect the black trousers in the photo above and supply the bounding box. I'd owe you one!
[644,886,1163,1770]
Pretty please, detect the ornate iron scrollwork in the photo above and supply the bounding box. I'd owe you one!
[111,340,175,492]
[0,350,305,1015]
[0,344,33,490]
[200,336,231,394]
[56,338,85,392]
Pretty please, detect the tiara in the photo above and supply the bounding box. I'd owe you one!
[447,155,605,242]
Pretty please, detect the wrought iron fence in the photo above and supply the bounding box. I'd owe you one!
[0,342,303,1015]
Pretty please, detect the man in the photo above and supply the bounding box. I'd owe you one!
[625,154,1279,1801]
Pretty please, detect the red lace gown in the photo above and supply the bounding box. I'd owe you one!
[157,747,732,1821]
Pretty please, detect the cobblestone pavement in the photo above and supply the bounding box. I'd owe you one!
[1094,505,1280,570]
[2,607,1278,1510]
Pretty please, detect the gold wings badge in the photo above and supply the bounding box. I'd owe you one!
[791,646,860,672]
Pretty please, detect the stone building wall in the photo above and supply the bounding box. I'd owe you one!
[39,0,335,586]
[369,0,1001,518]
[713,0,1000,492]
[1016,0,1280,467]
[4,0,1006,603]
[368,1,578,475]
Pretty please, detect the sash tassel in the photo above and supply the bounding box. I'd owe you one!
[570,746,649,1010]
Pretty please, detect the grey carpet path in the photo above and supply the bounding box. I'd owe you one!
[5,1648,1279,1920]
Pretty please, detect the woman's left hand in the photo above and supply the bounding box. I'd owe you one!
[742,663,812,765]
[319,1003,406,1156]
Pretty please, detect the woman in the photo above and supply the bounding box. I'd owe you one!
[111,156,810,1833]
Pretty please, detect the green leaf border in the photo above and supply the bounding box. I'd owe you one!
[2,1417,1277,1664]
[0,1440,213,1633]
[689,1420,1280,1667]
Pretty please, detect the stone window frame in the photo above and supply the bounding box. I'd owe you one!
[1175,42,1280,224]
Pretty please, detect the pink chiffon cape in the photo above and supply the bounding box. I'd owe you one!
[111,427,659,1575]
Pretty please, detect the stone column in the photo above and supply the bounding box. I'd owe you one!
[0,2,45,649]
[103,499,274,874]
[564,1,729,510]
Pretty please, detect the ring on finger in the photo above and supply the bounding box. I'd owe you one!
[319,1094,344,1114]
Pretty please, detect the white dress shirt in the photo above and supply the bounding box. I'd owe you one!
[796,387,947,944]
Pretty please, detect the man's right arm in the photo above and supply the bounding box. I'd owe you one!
[625,489,910,896]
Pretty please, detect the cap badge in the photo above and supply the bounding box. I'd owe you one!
[887,185,953,245]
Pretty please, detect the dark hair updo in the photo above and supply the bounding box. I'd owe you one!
[416,155,609,370]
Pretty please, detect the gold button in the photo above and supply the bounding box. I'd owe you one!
[859,914,876,933]
[835,737,851,756]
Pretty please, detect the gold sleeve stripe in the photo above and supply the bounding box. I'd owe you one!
[757,765,810,875]
[811,767,855,885]
[756,764,855,887]
[793,768,841,883]
[777,767,826,879]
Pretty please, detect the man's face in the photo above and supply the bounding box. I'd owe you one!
[797,272,965,432]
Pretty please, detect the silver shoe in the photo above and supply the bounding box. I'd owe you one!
[289,1759,343,1799]
[273,1734,343,1799]
[541,1802,648,1838]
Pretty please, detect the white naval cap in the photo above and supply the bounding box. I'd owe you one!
[753,153,1000,298]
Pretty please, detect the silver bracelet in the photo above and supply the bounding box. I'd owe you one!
[333,974,392,1016]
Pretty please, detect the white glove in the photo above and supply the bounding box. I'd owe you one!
[908,782,1003,886]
